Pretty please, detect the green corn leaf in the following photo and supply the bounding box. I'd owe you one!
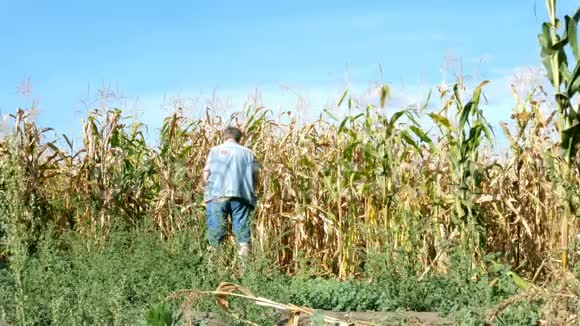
[62,134,73,150]
[405,110,420,126]
[338,117,350,134]
[388,110,408,127]
[380,84,390,108]
[566,15,579,61]
[364,114,372,133]
[324,109,339,122]
[338,113,364,134]
[409,125,434,150]
[453,84,463,112]
[568,63,580,96]
[465,124,483,151]
[483,122,495,141]
[401,130,420,152]
[561,122,580,158]
[539,22,555,56]
[551,35,569,52]
[559,49,571,82]
[542,55,557,86]
[337,88,349,107]
[459,101,473,130]
[555,93,571,112]
[419,89,432,113]
[472,80,489,105]
[428,113,452,131]
[46,142,61,155]
[440,98,454,114]
[347,129,359,139]
[459,80,490,130]
[349,171,358,187]
[342,141,360,160]
[353,113,365,122]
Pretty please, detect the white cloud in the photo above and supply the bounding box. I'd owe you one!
[478,65,551,121]
[61,61,554,154]
[125,80,439,145]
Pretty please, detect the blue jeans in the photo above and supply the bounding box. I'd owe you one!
[206,198,252,245]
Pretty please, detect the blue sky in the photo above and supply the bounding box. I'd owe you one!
[1,0,577,145]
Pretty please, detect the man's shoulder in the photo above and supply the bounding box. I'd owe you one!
[222,143,255,156]
[209,144,224,151]
[208,143,255,160]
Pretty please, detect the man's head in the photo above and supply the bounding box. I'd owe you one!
[223,126,243,143]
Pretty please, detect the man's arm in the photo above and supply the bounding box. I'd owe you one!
[252,169,258,185]
[252,155,259,185]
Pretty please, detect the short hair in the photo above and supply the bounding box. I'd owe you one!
[223,126,243,142]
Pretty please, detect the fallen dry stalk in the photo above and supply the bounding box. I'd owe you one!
[168,282,373,326]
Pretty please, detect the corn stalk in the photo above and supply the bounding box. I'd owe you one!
[538,0,580,269]
[430,81,494,263]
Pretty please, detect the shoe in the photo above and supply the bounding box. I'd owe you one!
[237,243,250,257]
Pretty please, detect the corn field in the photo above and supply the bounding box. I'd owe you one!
[1,2,579,281]
[0,80,576,279]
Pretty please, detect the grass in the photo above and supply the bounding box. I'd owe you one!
[0,224,564,325]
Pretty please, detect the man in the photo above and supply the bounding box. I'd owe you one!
[203,126,259,257]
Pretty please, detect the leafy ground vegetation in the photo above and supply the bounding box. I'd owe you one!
[1,227,578,325]
[1,1,580,325]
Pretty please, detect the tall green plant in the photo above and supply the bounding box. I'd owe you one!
[77,108,154,235]
[0,109,64,325]
[0,110,62,252]
[153,109,198,235]
[430,82,494,258]
[328,86,433,276]
[538,0,580,269]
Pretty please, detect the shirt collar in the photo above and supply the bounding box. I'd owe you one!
[224,139,238,144]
